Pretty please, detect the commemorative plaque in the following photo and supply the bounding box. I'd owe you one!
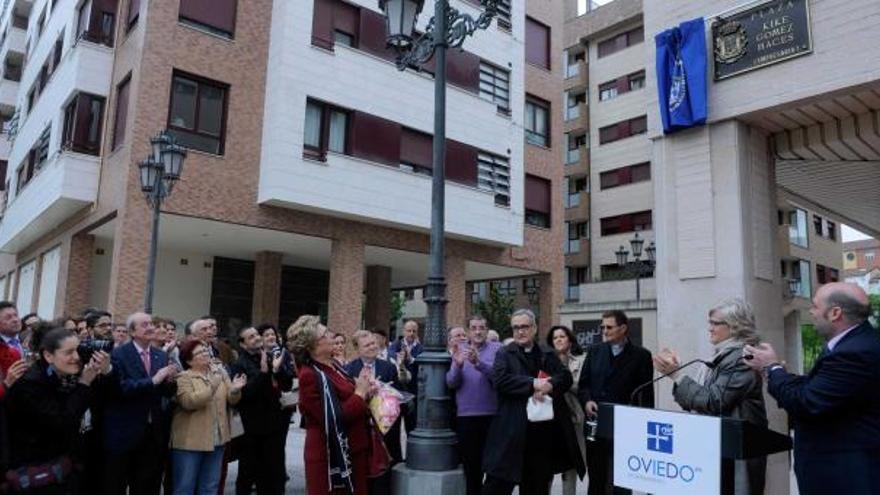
[712,0,812,80]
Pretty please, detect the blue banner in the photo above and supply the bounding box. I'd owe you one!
[655,18,708,134]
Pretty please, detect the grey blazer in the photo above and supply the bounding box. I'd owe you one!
[672,341,767,495]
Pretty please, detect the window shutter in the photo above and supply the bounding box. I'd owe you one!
[358,8,396,62]
[333,1,360,39]
[72,94,93,151]
[524,174,551,214]
[311,0,335,49]
[445,139,478,186]
[400,128,432,170]
[446,49,480,93]
[525,17,549,69]
[349,111,401,166]
[179,0,237,35]
[616,76,628,94]
[88,0,117,43]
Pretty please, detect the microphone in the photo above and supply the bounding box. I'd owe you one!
[630,358,715,406]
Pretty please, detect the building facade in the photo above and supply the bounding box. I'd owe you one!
[0,0,563,339]
[843,238,880,295]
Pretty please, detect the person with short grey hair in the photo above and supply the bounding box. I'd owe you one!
[654,297,767,495]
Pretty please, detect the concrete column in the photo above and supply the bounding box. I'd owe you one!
[445,256,466,329]
[364,265,392,335]
[327,237,364,337]
[537,271,558,335]
[653,121,788,493]
[62,234,95,315]
[107,208,154,317]
[252,251,282,327]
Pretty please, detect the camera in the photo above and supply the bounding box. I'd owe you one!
[77,338,114,362]
[270,345,282,359]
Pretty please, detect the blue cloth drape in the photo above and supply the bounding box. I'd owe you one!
[655,17,708,134]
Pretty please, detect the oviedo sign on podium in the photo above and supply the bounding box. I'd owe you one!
[613,406,722,495]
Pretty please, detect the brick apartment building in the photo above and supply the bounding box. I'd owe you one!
[0,0,564,338]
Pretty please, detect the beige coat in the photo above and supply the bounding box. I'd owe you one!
[171,368,241,452]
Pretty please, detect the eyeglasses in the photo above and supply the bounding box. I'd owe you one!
[709,320,727,326]
[511,324,533,332]
[599,325,617,330]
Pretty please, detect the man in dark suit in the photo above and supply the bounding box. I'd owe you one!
[103,312,178,494]
[577,310,654,495]
[232,326,294,495]
[745,282,880,495]
[345,329,411,462]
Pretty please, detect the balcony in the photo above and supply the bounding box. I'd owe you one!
[565,191,589,222]
[0,76,17,111]
[565,59,588,91]
[564,102,588,134]
[0,25,25,61]
[566,146,580,165]
[565,238,590,266]
[579,278,657,304]
[0,150,100,251]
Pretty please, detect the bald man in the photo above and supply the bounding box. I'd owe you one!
[745,282,880,495]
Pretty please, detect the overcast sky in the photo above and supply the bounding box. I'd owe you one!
[842,225,873,242]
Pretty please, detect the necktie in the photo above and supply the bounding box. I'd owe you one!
[8,337,22,357]
[141,350,151,375]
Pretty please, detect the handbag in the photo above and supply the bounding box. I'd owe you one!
[367,420,392,478]
[229,409,245,439]
[526,395,554,422]
[279,378,299,409]
[4,457,74,492]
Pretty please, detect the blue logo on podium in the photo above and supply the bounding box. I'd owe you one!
[647,422,673,454]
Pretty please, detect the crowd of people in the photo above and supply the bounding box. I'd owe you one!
[0,280,876,495]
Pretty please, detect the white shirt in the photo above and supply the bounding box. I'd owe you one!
[827,323,860,352]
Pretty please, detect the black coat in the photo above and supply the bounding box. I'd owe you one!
[768,321,880,494]
[577,340,654,408]
[231,350,295,436]
[5,361,94,468]
[483,342,586,483]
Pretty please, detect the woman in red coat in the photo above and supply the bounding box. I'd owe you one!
[288,315,375,495]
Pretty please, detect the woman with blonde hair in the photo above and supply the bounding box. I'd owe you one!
[654,297,767,495]
[289,315,375,495]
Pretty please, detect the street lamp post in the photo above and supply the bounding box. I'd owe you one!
[380,0,499,477]
[138,130,187,314]
[614,233,655,301]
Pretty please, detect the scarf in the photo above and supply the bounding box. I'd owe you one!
[697,338,742,386]
[312,364,355,494]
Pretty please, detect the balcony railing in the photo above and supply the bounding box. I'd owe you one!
[566,147,580,164]
[566,104,580,121]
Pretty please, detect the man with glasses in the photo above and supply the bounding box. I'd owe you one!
[577,310,653,495]
[85,310,114,340]
[483,309,582,495]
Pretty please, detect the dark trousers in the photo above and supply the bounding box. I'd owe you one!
[482,473,552,495]
[385,418,404,463]
[368,470,392,495]
[457,415,493,495]
[103,424,167,495]
[235,432,285,495]
[585,439,630,495]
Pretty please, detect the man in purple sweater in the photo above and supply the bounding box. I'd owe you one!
[446,315,502,495]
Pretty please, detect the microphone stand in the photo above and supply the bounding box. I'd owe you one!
[630,358,714,406]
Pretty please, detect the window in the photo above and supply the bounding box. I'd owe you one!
[128,0,140,30]
[598,81,618,101]
[788,208,808,248]
[566,267,588,300]
[630,72,646,91]
[866,251,876,264]
[826,220,836,241]
[600,162,651,190]
[792,260,812,298]
[492,279,517,296]
[524,174,551,228]
[477,152,510,206]
[333,30,354,46]
[112,75,130,149]
[168,72,229,155]
[471,281,488,304]
[829,268,840,282]
[15,127,51,194]
[62,93,105,155]
[303,98,349,161]
[600,210,652,236]
[816,264,827,285]
[525,96,549,147]
[813,214,823,236]
[564,49,585,78]
[597,26,644,58]
[77,0,116,47]
[525,17,550,69]
[599,116,647,145]
[566,91,586,121]
[52,32,63,69]
[179,0,237,39]
[565,221,589,253]
[479,62,510,114]
[36,8,46,39]
[523,277,540,295]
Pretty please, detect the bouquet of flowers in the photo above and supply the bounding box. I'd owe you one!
[368,382,413,434]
